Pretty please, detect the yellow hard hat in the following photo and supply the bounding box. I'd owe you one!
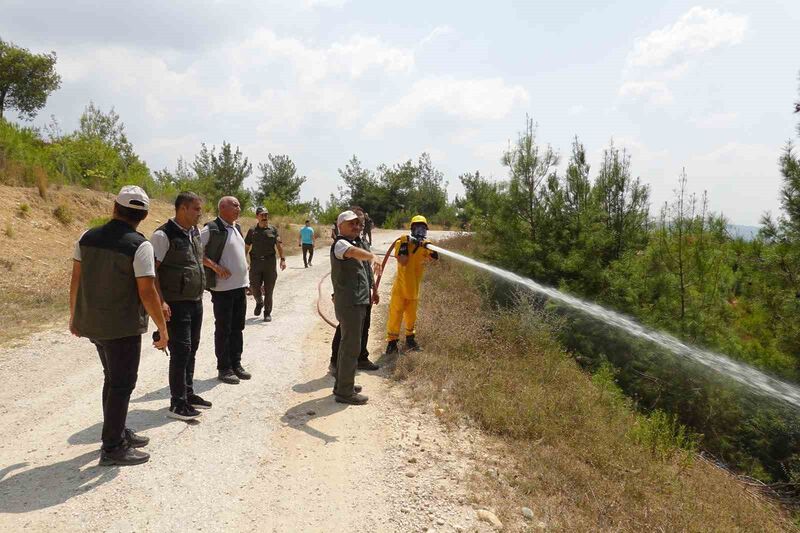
[410,215,428,226]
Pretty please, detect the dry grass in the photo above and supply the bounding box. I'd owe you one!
[0,185,332,346]
[391,236,794,531]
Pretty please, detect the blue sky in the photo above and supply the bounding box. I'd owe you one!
[3,0,799,224]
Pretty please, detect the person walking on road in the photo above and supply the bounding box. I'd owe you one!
[330,206,380,373]
[245,206,286,321]
[299,219,315,268]
[330,210,381,405]
[69,185,169,466]
[151,192,210,421]
[362,212,373,245]
[385,215,439,355]
[201,196,252,385]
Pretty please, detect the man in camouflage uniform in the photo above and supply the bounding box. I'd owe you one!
[245,206,286,322]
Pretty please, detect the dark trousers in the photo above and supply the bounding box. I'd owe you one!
[211,288,246,371]
[166,299,203,402]
[302,244,314,267]
[330,304,372,367]
[333,304,368,398]
[249,259,277,316]
[93,335,141,451]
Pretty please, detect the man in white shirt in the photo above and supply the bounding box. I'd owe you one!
[200,196,251,384]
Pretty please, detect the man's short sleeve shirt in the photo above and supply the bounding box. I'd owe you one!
[334,239,353,260]
[73,230,155,278]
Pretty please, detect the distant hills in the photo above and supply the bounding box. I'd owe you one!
[727,224,760,241]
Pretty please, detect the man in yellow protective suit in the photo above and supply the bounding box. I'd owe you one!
[385,215,439,355]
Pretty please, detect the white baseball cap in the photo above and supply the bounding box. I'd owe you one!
[115,185,150,211]
[337,210,358,226]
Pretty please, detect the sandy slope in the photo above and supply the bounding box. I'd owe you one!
[0,229,500,533]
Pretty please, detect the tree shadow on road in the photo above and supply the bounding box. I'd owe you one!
[67,408,187,445]
[130,377,222,404]
[292,374,333,394]
[0,451,118,512]
[281,396,347,445]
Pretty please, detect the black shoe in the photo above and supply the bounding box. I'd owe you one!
[233,365,251,380]
[123,428,149,448]
[99,444,150,466]
[385,340,399,355]
[218,370,240,384]
[254,303,263,316]
[168,400,201,421]
[187,394,212,410]
[357,359,380,371]
[304,264,308,268]
[264,315,272,322]
[334,393,369,405]
[308,262,312,267]
[405,335,422,352]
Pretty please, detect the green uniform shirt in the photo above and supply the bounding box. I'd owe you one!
[245,224,280,261]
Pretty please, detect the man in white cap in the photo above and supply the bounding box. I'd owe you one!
[69,185,169,466]
[329,210,380,405]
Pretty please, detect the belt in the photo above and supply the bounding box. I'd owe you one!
[252,255,275,260]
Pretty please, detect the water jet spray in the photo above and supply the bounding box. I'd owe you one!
[425,243,800,410]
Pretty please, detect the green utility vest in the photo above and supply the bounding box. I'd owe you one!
[73,219,149,340]
[246,224,279,261]
[330,236,371,309]
[358,238,374,288]
[203,217,242,290]
[156,219,205,302]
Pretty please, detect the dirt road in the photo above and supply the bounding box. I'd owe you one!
[0,230,497,532]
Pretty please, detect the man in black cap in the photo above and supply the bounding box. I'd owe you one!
[245,206,286,322]
[70,185,169,466]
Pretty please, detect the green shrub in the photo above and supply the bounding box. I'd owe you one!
[4,221,14,238]
[53,204,73,225]
[385,209,412,229]
[89,216,110,228]
[17,203,30,218]
[629,409,700,462]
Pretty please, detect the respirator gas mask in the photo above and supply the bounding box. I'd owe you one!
[410,224,428,242]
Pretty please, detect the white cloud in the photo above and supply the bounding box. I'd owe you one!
[690,112,738,128]
[618,80,673,105]
[627,7,748,68]
[619,7,748,107]
[474,141,509,164]
[364,77,528,135]
[568,104,585,116]
[235,29,414,85]
[419,25,455,48]
[58,28,417,135]
[686,142,782,222]
[304,0,349,8]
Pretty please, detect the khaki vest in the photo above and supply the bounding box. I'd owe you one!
[203,217,242,290]
[73,219,149,340]
[330,237,370,309]
[156,219,205,302]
